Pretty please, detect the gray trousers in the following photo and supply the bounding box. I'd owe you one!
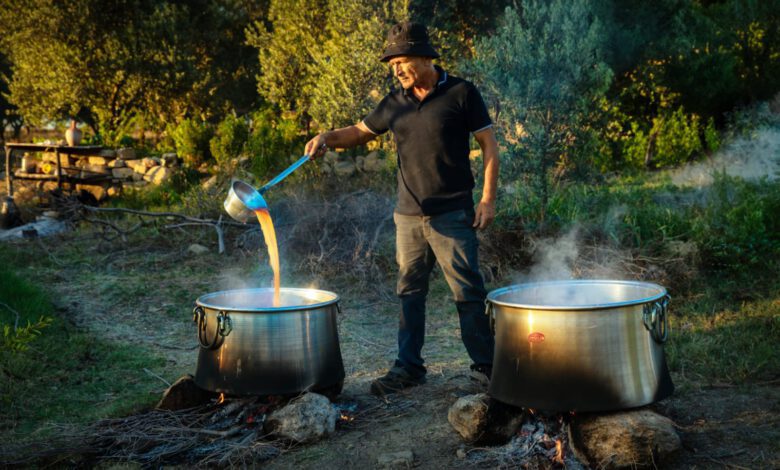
[393,208,495,377]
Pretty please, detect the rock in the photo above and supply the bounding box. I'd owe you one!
[377,450,414,467]
[569,409,682,469]
[449,393,490,442]
[112,167,135,179]
[188,243,209,255]
[100,149,116,158]
[334,160,356,177]
[107,185,122,197]
[42,152,73,166]
[76,184,108,202]
[161,153,179,167]
[83,164,110,175]
[156,374,218,410]
[124,159,147,173]
[319,162,333,175]
[323,150,339,165]
[448,394,525,444]
[107,158,125,168]
[116,147,136,160]
[88,156,110,166]
[144,166,173,185]
[142,157,160,168]
[264,392,338,443]
[0,217,69,241]
[201,174,218,190]
[364,151,383,172]
[355,155,366,172]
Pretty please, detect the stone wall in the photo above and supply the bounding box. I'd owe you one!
[35,147,179,202]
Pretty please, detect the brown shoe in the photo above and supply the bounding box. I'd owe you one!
[370,366,426,396]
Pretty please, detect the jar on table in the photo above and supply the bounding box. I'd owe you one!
[21,153,37,173]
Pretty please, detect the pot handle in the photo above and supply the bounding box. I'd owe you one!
[643,294,670,343]
[193,307,233,350]
[485,300,495,335]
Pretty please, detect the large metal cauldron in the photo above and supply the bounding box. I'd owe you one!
[487,280,674,411]
[193,288,345,396]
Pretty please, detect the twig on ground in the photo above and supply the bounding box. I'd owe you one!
[143,368,171,388]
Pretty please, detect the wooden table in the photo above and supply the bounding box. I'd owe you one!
[4,143,109,197]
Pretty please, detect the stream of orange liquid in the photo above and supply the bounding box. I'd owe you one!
[254,209,281,306]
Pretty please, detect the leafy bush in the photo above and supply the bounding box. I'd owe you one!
[209,114,249,166]
[623,106,706,169]
[470,1,612,222]
[168,118,214,168]
[246,107,303,179]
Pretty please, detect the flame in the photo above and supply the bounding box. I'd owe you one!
[217,392,225,404]
[553,439,564,465]
[339,413,354,422]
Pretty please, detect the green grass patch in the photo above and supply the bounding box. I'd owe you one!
[0,251,168,438]
[667,292,780,388]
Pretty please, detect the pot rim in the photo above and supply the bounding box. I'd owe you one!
[486,279,667,311]
[196,287,340,313]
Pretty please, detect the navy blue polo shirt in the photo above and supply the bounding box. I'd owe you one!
[362,66,492,216]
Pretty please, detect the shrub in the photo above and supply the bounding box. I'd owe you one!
[624,106,706,169]
[168,118,214,168]
[246,108,303,180]
[209,114,249,167]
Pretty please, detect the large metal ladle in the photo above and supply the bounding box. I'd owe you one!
[223,155,310,223]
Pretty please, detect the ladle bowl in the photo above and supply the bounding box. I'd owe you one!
[224,180,267,223]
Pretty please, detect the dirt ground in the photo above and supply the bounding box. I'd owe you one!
[5,227,780,469]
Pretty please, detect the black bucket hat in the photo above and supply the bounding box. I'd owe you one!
[380,21,440,62]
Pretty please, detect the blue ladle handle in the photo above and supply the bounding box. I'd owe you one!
[258,155,310,194]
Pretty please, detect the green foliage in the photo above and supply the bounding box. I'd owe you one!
[246,0,328,114]
[690,174,780,275]
[410,0,510,71]
[305,0,398,128]
[209,114,249,166]
[624,106,705,169]
[0,0,262,143]
[470,1,613,220]
[246,107,304,179]
[2,317,53,354]
[248,0,404,129]
[168,118,214,168]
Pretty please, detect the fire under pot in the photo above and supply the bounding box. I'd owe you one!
[486,280,674,412]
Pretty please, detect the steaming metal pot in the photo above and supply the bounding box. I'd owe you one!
[486,280,674,411]
[193,288,345,396]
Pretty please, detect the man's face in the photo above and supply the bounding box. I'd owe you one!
[388,56,431,89]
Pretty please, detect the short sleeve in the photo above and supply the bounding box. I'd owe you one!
[362,95,392,135]
[465,83,492,133]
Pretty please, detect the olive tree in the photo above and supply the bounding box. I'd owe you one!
[470,1,613,220]
[0,0,261,143]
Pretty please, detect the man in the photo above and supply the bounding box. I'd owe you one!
[304,21,498,395]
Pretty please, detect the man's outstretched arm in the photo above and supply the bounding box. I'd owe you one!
[304,122,377,158]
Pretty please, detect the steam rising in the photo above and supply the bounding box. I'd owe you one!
[671,127,780,187]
